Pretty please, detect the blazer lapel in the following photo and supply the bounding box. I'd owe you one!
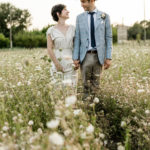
[84,12,89,34]
[95,11,102,30]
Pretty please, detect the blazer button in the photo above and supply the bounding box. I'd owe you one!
[86,46,88,48]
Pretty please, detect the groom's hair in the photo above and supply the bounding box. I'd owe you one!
[51,4,66,22]
[87,0,97,1]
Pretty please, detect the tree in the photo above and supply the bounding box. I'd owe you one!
[128,23,143,40]
[0,3,31,38]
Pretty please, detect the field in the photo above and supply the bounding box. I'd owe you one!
[0,42,150,150]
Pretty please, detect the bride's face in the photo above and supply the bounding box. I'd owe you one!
[59,7,70,20]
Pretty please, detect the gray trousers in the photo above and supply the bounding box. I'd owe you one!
[80,52,102,96]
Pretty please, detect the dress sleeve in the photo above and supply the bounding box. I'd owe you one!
[46,27,55,40]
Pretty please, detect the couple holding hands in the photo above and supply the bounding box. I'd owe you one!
[47,0,112,100]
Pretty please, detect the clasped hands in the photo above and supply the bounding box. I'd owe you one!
[57,59,111,72]
[73,60,80,70]
[73,59,111,70]
[104,59,111,69]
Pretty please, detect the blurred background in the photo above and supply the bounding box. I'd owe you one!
[0,0,150,48]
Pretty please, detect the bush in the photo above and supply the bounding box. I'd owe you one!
[0,33,10,48]
[14,31,47,48]
[112,26,117,44]
[128,23,143,40]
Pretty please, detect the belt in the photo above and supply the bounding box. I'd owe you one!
[87,50,97,54]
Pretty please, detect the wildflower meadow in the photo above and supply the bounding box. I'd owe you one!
[0,41,150,150]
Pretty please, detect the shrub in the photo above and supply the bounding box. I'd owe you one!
[14,31,46,48]
[112,26,117,44]
[0,33,10,48]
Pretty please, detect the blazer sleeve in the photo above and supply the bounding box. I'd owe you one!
[73,16,80,60]
[105,14,113,59]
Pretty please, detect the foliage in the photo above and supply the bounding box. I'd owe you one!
[112,26,117,43]
[14,30,46,48]
[128,20,150,40]
[0,33,9,48]
[0,3,31,37]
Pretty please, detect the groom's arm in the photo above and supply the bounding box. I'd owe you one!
[105,14,112,60]
[73,16,80,62]
[104,14,113,69]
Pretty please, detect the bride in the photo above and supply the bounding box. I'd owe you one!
[46,4,79,86]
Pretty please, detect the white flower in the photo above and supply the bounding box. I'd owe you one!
[89,103,95,107]
[37,91,41,96]
[121,121,126,128]
[79,125,84,129]
[37,128,43,134]
[93,97,99,103]
[0,77,2,80]
[104,140,108,145]
[86,124,94,134]
[131,109,136,113]
[17,82,22,86]
[73,109,82,116]
[9,94,13,99]
[137,128,143,133]
[80,132,87,139]
[18,113,22,117]
[35,66,41,71]
[28,120,34,126]
[64,129,72,136]
[99,133,105,139]
[65,95,77,107]
[47,119,60,129]
[101,13,106,19]
[13,116,18,121]
[137,89,145,93]
[2,133,7,138]
[20,130,25,135]
[49,132,64,146]
[18,119,23,123]
[144,99,147,103]
[117,145,125,150]
[145,109,150,115]
[2,126,9,131]
[55,110,62,116]
[27,81,31,85]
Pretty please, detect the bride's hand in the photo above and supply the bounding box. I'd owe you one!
[55,63,64,72]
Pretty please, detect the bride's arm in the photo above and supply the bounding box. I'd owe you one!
[47,35,64,72]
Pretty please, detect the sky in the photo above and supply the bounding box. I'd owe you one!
[0,0,150,30]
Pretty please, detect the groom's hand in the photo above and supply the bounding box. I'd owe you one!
[73,60,80,70]
[104,59,111,69]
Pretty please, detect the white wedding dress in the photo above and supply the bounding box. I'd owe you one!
[46,25,77,86]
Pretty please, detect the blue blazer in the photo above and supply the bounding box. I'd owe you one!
[73,10,113,65]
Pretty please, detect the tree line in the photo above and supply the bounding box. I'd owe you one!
[0,3,150,48]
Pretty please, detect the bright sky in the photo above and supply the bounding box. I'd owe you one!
[0,0,150,30]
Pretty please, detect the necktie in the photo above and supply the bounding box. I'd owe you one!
[89,12,96,48]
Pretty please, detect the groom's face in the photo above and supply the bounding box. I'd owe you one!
[80,0,93,11]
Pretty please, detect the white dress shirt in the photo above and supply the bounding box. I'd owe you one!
[87,8,97,51]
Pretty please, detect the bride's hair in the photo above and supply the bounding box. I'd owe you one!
[51,4,66,22]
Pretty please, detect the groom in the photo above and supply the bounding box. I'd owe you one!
[73,0,112,99]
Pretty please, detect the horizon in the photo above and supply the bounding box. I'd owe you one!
[0,0,150,30]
